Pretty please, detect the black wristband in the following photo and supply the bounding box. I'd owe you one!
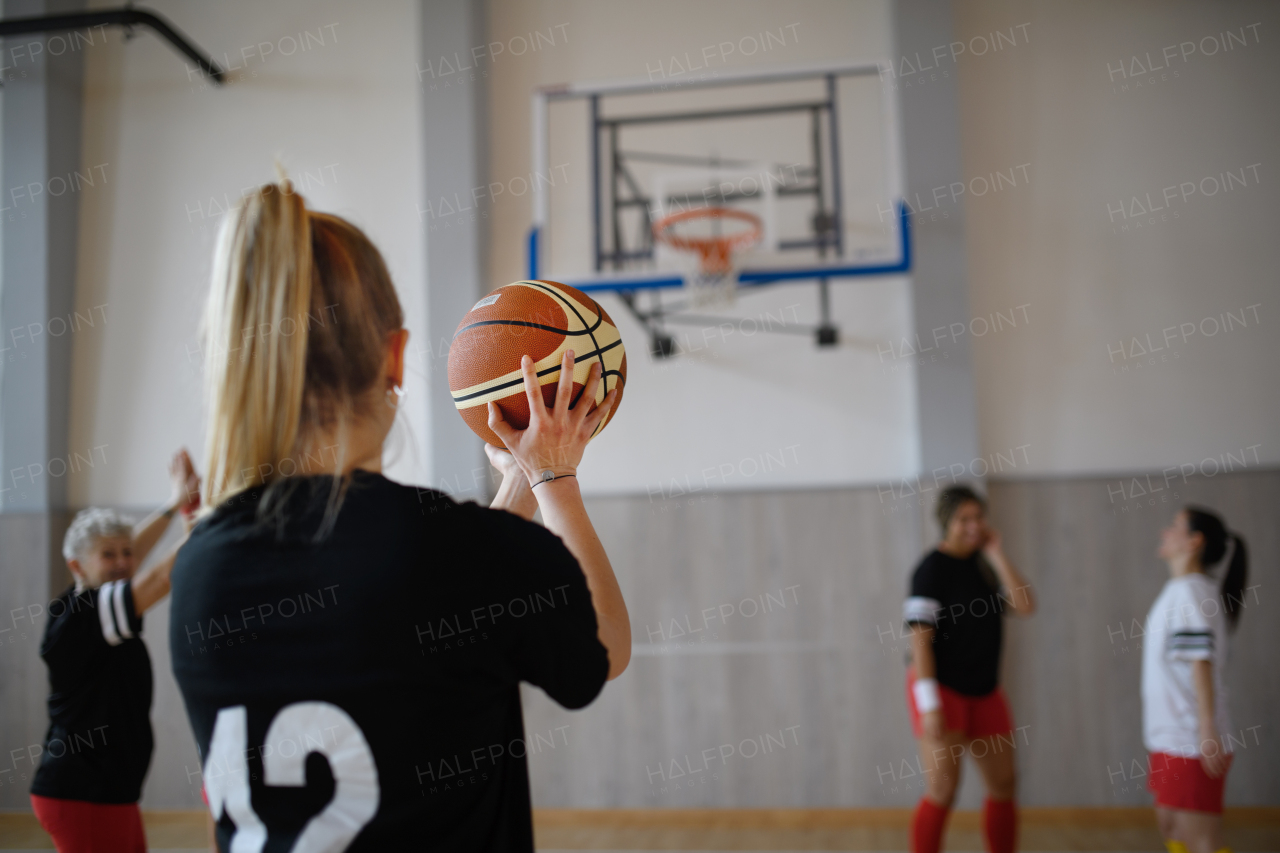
[531,473,576,488]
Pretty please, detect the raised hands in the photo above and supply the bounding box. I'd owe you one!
[486,350,618,488]
[484,349,629,680]
[980,525,1036,616]
[980,526,1004,562]
[169,449,201,516]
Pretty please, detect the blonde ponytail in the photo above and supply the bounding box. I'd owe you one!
[200,179,404,523]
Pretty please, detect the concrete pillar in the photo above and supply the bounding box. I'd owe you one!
[418,0,491,501]
[0,0,86,809]
[891,0,982,542]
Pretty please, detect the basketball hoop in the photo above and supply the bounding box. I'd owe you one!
[653,207,763,306]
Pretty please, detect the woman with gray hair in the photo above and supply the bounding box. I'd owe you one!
[29,449,200,853]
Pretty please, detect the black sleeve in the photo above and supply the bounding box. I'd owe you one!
[903,554,945,628]
[468,506,610,710]
[42,580,144,668]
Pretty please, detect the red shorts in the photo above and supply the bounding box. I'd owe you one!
[906,667,1013,739]
[30,795,146,853]
[1148,752,1232,814]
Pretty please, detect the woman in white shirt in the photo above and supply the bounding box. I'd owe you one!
[1144,507,1248,853]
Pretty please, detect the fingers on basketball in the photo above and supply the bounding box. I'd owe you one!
[554,350,577,415]
[584,388,618,437]
[448,281,627,447]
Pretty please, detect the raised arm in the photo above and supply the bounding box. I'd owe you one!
[131,505,178,568]
[487,350,630,680]
[534,477,629,678]
[132,449,199,566]
[981,529,1036,616]
[130,538,183,615]
[131,451,201,615]
[485,444,538,521]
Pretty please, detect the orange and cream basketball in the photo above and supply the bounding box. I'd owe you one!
[448,280,627,447]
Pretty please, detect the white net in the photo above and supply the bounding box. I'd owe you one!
[650,168,770,309]
[687,266,738,307]
[655,208,760,308]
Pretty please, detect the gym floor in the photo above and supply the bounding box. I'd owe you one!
[0,809,1278,851]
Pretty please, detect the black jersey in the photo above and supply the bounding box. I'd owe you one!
[170,471,609,852]
[31,580,154,803]
[902,549,1006,696]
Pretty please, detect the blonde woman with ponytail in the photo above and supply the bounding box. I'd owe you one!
[170,180,627,852]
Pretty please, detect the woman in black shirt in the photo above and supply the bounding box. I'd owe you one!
[31,450,198,852]
[170,180,629,851]
[902,485,1035,853]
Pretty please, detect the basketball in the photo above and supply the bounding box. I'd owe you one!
[448,280,627,448]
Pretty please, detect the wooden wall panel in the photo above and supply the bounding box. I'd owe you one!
[523,470,1280,807]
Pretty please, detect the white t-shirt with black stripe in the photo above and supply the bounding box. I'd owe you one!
[1141,573,1232,758]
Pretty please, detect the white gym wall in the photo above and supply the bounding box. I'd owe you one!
[69,0,431,509]
[956,0,1279,476]
[484,0,920,495]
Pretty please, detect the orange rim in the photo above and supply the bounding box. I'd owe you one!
[652,206,763,273]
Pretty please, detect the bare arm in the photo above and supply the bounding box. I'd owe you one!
[488,351,630,680]
[132,449,200,566]
[130,543,180,615]
[132,450,201,615]
[909,624,945,740]
[909,623,937,678]
[131,511,197,614]
[534,476,630,678]
[1192,659,1228,777]
[486,445,538,522]
[131,503,179,567]
[982,530,1036,616]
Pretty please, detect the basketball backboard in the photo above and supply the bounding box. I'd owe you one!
[529,62,908,294]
